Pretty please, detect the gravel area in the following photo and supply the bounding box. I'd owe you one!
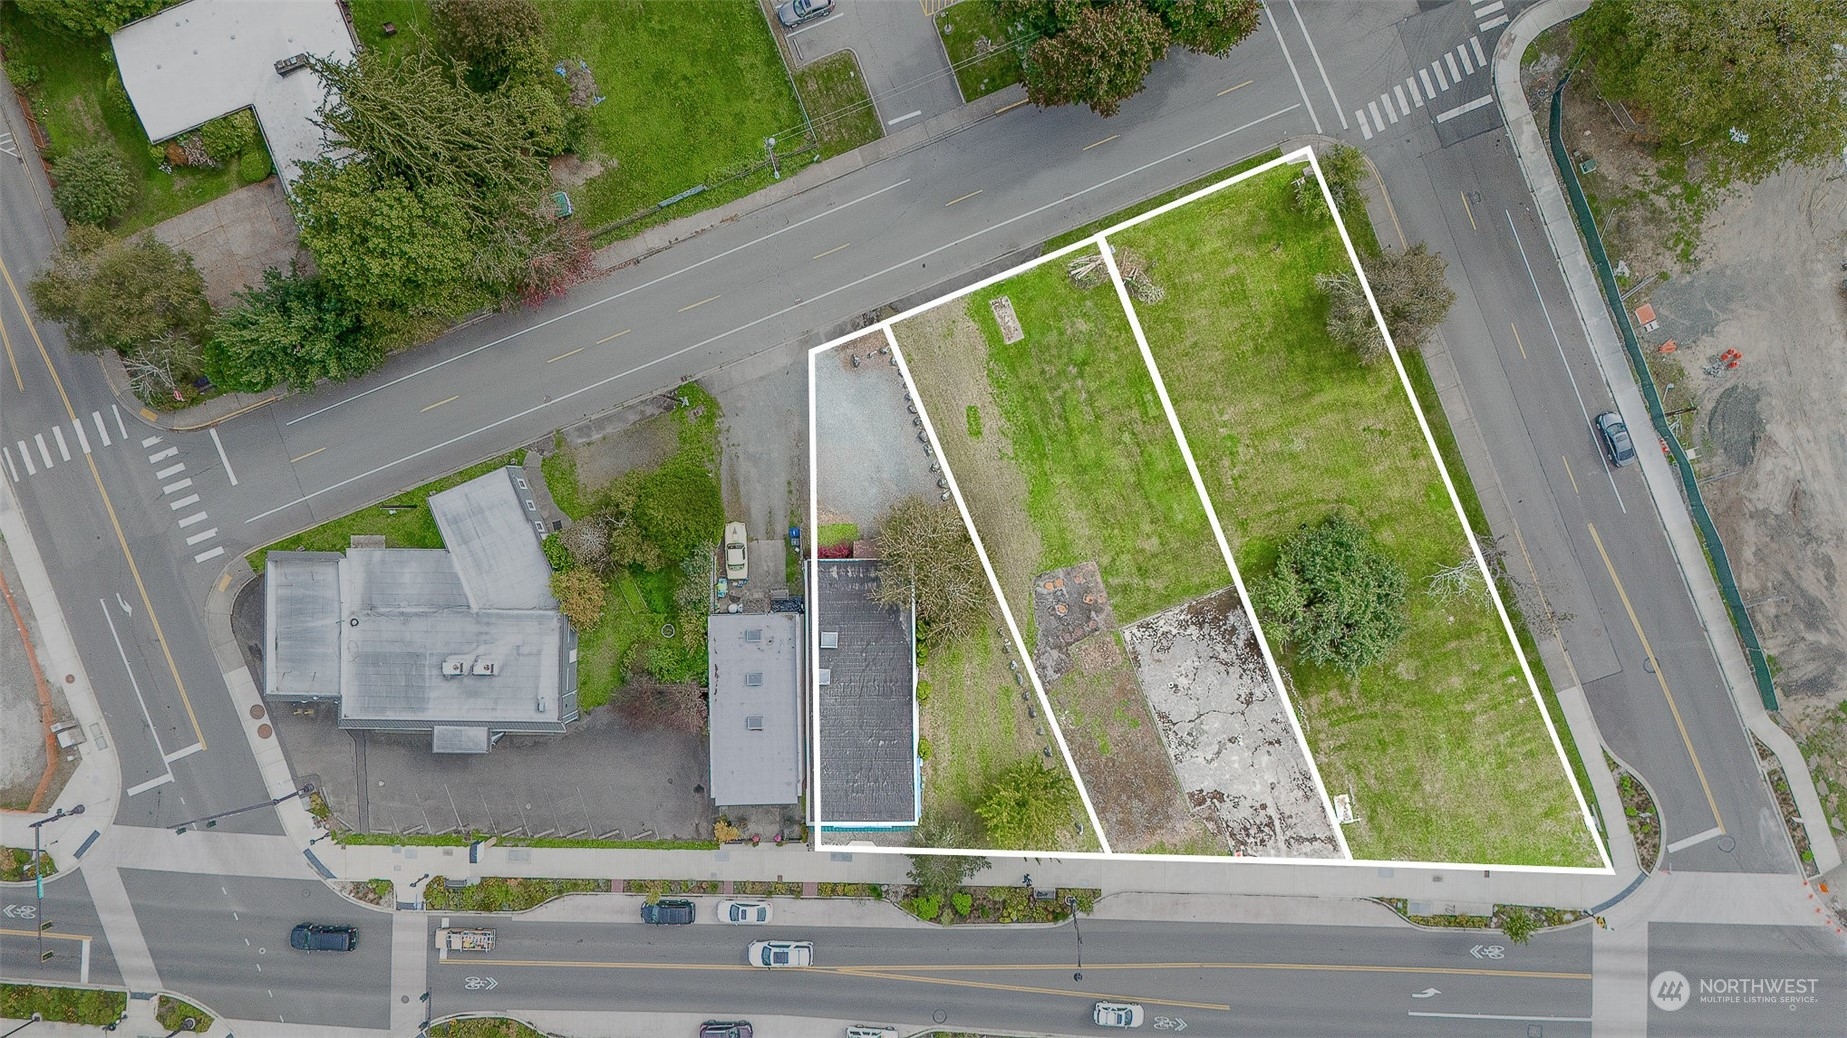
[812,335,942,532]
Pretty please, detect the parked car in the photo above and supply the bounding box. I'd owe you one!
[699,1022,753,1038]
[1092,1001,1145,1028]
[717,899,772,924]
[289,923,357,952]
[725,521,749,581]
[1594,410,1637,467]
[775,0,834,28]
[747,939,814,967]
[641,898,696,925]
[845,1027,899,1038]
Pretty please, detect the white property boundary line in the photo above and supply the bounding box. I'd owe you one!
[807,146,1612,874]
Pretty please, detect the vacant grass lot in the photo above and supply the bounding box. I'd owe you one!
[1111,165,1598,867]
[793,50,882,160]
[935,0,1028,102]
[0,7,270,233]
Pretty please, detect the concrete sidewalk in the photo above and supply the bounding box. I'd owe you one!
[1490,0,1838,878]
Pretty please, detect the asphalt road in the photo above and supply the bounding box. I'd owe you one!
[0,867,120,988]
[432,916,1594,1038]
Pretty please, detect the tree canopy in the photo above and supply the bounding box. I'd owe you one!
[1004,0,1262,117]
[50,143,133,226]
[1365,243,1455,355]
[29,225,210,360]
[1252,512,1408,674]
[976,760,1082,850]
[908,816,991,902]
[15,0,171,37]
[431,0,548,90]
[1575,0,1847,185]
[203,266,375,393]
[873,496,993,647]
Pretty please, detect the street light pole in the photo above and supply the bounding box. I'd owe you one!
[1066,895,1084,982]
[172,783,313,834]
[27,805,84,966]
[1,1012,44,1037]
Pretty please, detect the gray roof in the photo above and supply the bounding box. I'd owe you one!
[111,0,356,188]
[708,613,804,807]
[429,467,556,611]
[265,552,343,699]
[263,469,575,739]
[815,560,919,825]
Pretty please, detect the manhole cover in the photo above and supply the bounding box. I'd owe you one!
[662,623,676,638]
[65,674,74,684]
[1717,835,1736,853]
[249,704,266,719]
[1643,657,1657,673]
[257,723,273,739]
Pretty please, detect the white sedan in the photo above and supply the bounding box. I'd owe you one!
[717,899,771,924]
[747,939,813,968]
[1093,1001,1145,1028]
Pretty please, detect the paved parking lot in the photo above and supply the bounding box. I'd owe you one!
[785,0,965,129]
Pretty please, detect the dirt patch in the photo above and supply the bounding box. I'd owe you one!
[563,394,681,490]
[989,296,1023,344]
[1029,561,1116,685]
[1705,384,1764,469]
[551,154,611,191]
[1124,587,1340,858]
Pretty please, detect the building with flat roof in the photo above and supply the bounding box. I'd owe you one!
[112,0,356,188]
[707,612,804,808]
[264,467,577,752]
[814,560,919,827]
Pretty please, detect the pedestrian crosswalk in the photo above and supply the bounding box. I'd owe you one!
[3,406,124,481]
[1353,31,1496,140]
[139,434,225,564]
[1473,0,1510,33]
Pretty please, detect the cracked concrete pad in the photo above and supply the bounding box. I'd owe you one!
[1123,587,1341,859]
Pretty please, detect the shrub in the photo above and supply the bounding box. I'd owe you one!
[550,567,606,629]
[915,679,932,705]
[976,759,1081,850]
[951,891,973,917]
[541,532,570,571]
[1252,512,1407,674]
[6,62,42,89]
[908,895,941,920]
[917,736,933,760]
[51,144,134,226]
[1500,906,1538,944]
[238,149,272,184]
[201,110,257,162]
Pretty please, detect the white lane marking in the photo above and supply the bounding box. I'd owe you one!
[74,421,90,454]
[35,434,53,468]
[93,412,111,446]
[1665,824,1726,853]
[1356,110,1373,139]
[141,435,162,448]
[1446,51,1463,81]
[177,511,210,528]
[185,527,218,545]
[193,546,225,563]
[1262,0,1323,133]
[113,405,127,440]
[1424,66,1441,95]
[53,426,70,461]
[1407,77,1424,107]
[1410,1013,1592,1023]
[102,599,175,784]
[125,773,175,796]
[1433,62,1451,91]
[149,447,178,463]
[249,105,1305,526]
[886,110,923,126]
[80,937,90,984]
[210,428,238,485]
[163,478,193,494]
[16,442,34,475]
[1475,0,1503,15]
[284,178,916,426]
[1286,0,1346,129]
[1479,13,1508,30]
[1369,99,1386,129]
[1434,94,1495,123]
[1506,210,1626,513]
[163,742,205,764]
[1458,44,1474,75]
[1381,93,1399,123]
[1394,84,1410,116]
[1470,34,1489,65]
[169,494,201,510]
[2,448,16,482]
[156,463,185,479]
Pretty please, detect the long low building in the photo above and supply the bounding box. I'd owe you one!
[814,559,919,827]
[264,467,578,753]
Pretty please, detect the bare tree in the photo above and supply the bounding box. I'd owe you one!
[874,496,992,647]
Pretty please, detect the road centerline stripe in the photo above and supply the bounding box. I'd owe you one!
[421,395,459,413]
[1218,79,1253,96]
[289,448,325,464]
[547,347,585,364]
[1084,134,1119,151]
[944,189,982,207]
[596,329,631,344]
[812,243,851,260]
[677,294,721,313]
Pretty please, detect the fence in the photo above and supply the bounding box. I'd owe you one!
[1547,73,1778,711]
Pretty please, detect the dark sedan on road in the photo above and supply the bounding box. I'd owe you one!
[1595,410,1637,467]
[289,923,357,952]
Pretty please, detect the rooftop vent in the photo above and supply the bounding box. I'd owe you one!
[820,631,839,649]
[744,628,762,643]
[275,53,310,76]
[745,715,764,731]
[442,657,469,677]
[745,672,764,687]
[472,657,500,676]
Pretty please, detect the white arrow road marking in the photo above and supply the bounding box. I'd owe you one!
[1412,987,1440,998]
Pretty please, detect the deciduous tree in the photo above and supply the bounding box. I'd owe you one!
[549,567,606,630]
[908,816,991,902]
[1252,512,1408,674]
[1022,2,1170,117]
[430,0,547,91]
[50,143,133,226]
[1314,269,1386,364]
[1574,0,1847,185]
[29,225,210,362]
[1364,242,1455,354]
[873,496,991,647]
[16,0,170,37]
[976,760,1081,850]
[1148,0,1259,56]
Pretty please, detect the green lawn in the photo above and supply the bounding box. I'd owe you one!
[542,0,805,234]
[348,0,434,56]
[427,1020,547,1038]
[936,0,1028,102]
[0,984,126,1026]
[155,995,213,1034]
[1110,165,1599,867]
[793,50,882,160]
[816,522,859,548]
[930,248,1226,625]
[0,6,269,233]
[249,453,524,571]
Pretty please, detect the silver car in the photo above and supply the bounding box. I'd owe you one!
[1093,1001,1145,1028]
[717,899,772,924]
[748,939,814,967]
[775,0,834,29]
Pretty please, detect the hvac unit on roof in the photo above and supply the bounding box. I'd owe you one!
[819,631,839,649]
[442,656,470,677]
[537,697,548,713]
[472,657,500,676]
[746,715,765,731]
[818,669,831,686]
[745,672,764,687]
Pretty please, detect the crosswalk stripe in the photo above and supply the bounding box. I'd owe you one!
[1479,13,1508,30]
[3,448,17,482]
[1446,52,1463,81]
[1475,0,1504,14]
[163,478,193,494]
[1394,84,1410,116]
[112,406,127,441]
[74,421,90,454]
[149,446,178,463]
[185,527,218,546]
[1356,111,1374,139]
[169,494,201,510]
[16,441,34,475]
[193,546,225,564]
[93,412,111,447]
[35,434,52,468]
[1408,76,1425,107]
[1380,94,1399,123]
[1368,99,1386,130]
[1434,63,1450,91]
[1470,35,1488,66]
[1421,68,1437,97]
[53,427,70,461]
[178,511,210,528]
[156,463,186,479]
[1458,45,1475,75]
[141,435,161,448]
